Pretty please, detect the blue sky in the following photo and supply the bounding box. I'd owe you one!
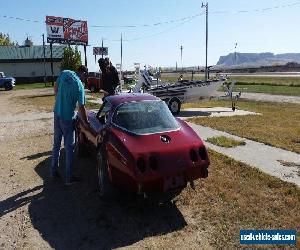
[1,0,300,71]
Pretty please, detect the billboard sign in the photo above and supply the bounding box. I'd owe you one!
[93,47,108,56]
[46,16,88,45]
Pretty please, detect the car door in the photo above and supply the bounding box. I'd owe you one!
[95,100,112,148]
[81,101,111,153]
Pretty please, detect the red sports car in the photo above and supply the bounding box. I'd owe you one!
[75,93,209,199]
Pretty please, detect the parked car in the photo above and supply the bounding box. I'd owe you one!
[75,93,210,199]
[123,75,135,84]
[0,72,15,91]
[86,72,101,92]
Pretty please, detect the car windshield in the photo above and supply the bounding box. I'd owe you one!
[112,100,180,134]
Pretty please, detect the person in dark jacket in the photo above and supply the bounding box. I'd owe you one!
[98,57,120,97]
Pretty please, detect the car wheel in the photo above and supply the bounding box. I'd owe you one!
[4,82,12,91]
[168,97,181,115]
[90,85,95,93]
[74,128,88,157]
[97,149,115,199]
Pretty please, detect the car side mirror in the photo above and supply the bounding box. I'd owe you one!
[98,113,109,125]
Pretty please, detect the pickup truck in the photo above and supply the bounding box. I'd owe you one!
[0,72,15,90]
[86,72,101,92]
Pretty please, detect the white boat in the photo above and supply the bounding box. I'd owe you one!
[131,70,236,115]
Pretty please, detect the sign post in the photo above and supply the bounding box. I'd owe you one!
[93,47,108,67]
[50,42,54,86]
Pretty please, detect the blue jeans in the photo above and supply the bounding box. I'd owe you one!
[51,115,75,183]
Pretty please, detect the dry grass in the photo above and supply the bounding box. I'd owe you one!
[19,94,55,112]
[17,93,101,112]
[206,136,246,148]
[184,100,300,154]
[178,150,300,248]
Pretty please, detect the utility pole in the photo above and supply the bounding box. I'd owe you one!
[180,45,183,71]
[234,42,238,66]
[202,2,208,81]
[42,34,47,87]
[50,42,54,86]
[101,37,104,58]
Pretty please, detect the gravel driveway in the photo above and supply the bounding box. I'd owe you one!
[0,89,211,249]
[0,89,298,249]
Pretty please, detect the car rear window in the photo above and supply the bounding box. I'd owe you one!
[112,100,180,134]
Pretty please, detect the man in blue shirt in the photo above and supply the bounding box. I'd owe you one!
[51,65,89,185]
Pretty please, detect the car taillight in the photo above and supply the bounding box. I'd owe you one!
[199,147,207,160]
[189,149,198,162]
[137,157,146,173]
[149,156,158,170]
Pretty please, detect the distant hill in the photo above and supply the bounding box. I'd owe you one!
[217,53,300,67]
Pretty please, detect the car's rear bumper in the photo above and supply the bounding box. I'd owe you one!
[110,164,208,194]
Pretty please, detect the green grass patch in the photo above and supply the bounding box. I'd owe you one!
[85,101,101,110]
[206,136,246,148]
[230,76,300,86]
[233,84,300,96]
[161,73,204,83]
[184,100,300,154]
[15,83,53,90]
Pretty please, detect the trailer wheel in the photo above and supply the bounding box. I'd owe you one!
[97,149,115,200]
[168,97,181,115]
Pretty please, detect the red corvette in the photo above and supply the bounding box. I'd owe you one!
[75,93,209,199]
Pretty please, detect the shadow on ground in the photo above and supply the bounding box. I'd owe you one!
[4,151,186,249]
[177,110,211,118]
[178,109,235,118]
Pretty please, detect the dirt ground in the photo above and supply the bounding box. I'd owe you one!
[0,89,213,249]
[0,89,299,249]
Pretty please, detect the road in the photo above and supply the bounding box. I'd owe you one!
[241,92,300,104]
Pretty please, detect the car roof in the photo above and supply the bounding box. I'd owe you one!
[107,93,160,106]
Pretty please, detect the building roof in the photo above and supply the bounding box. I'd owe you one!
[0,45,66,61]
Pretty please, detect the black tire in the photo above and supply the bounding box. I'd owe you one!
[90,85,96,93]
[74,128,88,158]
[96,149,115,199]
[4,82,12,91]
[168,97,181,115]
[90,85,99,93]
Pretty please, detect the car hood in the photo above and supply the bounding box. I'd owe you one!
[2,77,15,81]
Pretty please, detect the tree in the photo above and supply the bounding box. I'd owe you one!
[60,46,82,71]
[0,33,15,46]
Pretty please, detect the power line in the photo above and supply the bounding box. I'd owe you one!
[1,1,300,28]
[90,13,202,28]
[103,15,200,42]
[210,1,300,14]
[0,13,203,28]
[2,15,40,23]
